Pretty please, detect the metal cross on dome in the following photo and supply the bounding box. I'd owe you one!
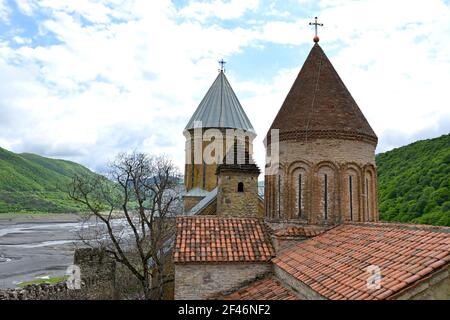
[309,16,323,43]
[218,59,226,72]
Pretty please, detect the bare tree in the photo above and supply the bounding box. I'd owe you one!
[68,152,182,299]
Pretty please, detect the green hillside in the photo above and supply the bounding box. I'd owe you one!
[0,147,99,213]
[377,133,450,226]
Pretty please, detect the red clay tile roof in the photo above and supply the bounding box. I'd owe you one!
[273,225,327,238]
[266,44,377,146]
[222,277,298,300]
[174,216,275,263]
[273,223,450,300]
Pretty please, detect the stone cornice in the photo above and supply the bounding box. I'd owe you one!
[266,129,378,146]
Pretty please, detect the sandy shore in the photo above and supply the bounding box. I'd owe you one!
[0,213,84,225]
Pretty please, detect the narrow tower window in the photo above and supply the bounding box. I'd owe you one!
[298,174,302,218]
[366,177,370,221]
[349,175,353,221]
[278,175,281,218]
[238,182,244,192]
[191,144,194,188]
[324,174,328,220]
[202,161,206,189]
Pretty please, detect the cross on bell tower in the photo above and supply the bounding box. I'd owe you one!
[309,16,323,43]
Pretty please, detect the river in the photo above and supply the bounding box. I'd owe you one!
[0,216,85,288]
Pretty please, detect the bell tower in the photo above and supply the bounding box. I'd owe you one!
[183,65,256,211]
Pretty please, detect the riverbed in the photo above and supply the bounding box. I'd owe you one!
[0,214,84,289]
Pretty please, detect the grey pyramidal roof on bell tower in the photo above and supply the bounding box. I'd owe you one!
[185,71,255,133]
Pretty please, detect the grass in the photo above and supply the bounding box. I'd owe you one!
[17,275,69,288]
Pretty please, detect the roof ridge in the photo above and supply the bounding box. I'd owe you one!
[177,215,263,221]
[174,216,275,264]
[343,221,450,233]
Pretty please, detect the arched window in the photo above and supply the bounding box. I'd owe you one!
[365,177,371,221]
[363,169,375,222]
[324,174,328,220]
[291,165,308,220]
[344,167,360,222]
[202,160,206,189]
[191,141,195,188]
[277,175,281,217]
[238,182,244,192]
[298,174,303,218]
[349,175,353,221]
[317,165,336,221]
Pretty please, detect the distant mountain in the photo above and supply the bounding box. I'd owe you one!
[0,147,100,213]
[377,133,450,226]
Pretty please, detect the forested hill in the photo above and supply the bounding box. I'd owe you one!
[0,147,98,213]
[377,133,450,226]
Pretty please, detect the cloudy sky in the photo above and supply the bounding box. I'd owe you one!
[0,0,449,173]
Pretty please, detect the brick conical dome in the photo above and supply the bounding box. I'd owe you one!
[267,44,377,145]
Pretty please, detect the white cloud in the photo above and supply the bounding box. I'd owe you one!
[314,0,450,151]
[0,0,449,173]
[180,0,260,21]
[234,67,301,169]
[13,0,34,15]
[0,0,266,171]
[259,20,308,45]
[0,0,10,21]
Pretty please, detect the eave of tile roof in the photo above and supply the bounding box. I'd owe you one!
[174,216,275,264]
[272,225,328,238]
[273,223,450,300]
[220,277,298,300]
[185,71,255,133]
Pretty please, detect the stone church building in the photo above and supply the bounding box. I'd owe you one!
[173,39,450,300]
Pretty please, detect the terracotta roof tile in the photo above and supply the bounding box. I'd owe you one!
[221,277,298,300]
[272,225,327,238]
[174,216,275,264]
[273,223,450,300]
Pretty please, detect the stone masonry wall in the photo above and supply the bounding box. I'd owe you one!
[197,199,217,215]
[184,129,254,192]
[274,265,325,300]
[217,172,260,217]
[265,138,378,225]
[392,265,450,300]
[174,263,271,300]
[0,248,116,300]
[183,196,204,213]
